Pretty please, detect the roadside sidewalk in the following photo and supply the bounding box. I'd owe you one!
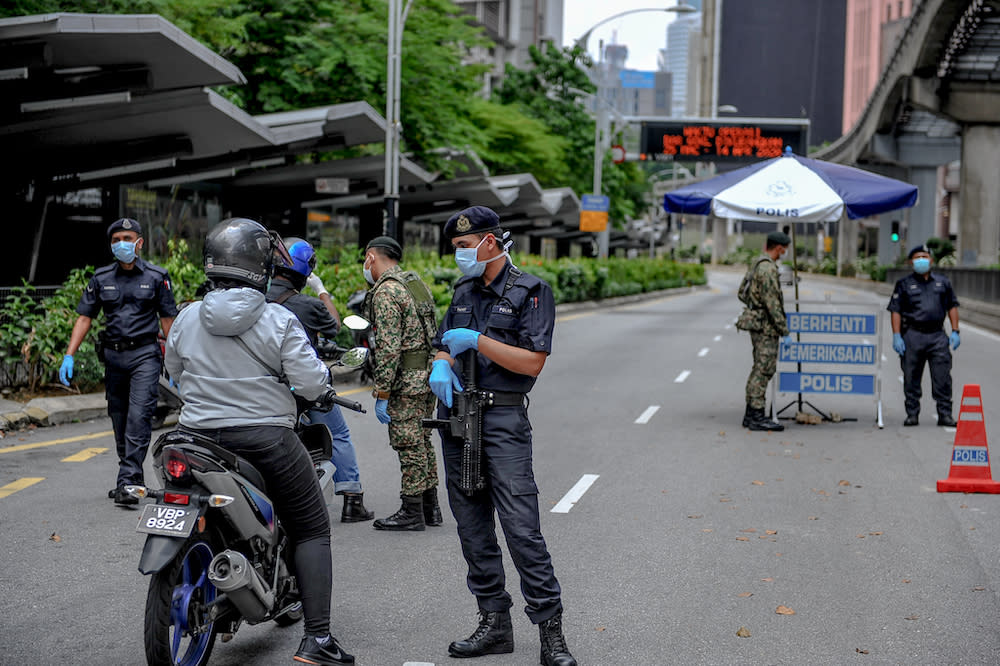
[0,283,708,435]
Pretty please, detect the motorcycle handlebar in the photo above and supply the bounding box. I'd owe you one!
[317,388,366,413]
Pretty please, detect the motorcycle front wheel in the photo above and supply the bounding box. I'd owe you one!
[144,537,218,666]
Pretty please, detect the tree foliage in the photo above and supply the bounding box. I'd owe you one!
[496,44,648,224]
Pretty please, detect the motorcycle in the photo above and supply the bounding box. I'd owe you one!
[124,348,368,666]
[344,289,375,384]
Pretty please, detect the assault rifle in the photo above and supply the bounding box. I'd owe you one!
[422,350,485,495]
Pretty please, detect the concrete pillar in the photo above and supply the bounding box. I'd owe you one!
[958,125,1000,266]
[906,165,939,248]
[711,217,728,263]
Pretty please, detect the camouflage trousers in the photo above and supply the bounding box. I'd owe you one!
[387,392,439,496]
[746,330,779,409]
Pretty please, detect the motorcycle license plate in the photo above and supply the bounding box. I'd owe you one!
[135,504,198,538]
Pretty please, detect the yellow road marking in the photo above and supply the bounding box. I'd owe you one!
[0,430,114,455]
[61,447,109,462]
[0,477,45,499]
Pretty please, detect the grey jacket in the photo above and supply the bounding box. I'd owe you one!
[165,287,329,430]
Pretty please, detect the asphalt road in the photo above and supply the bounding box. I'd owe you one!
[1,269,999,666]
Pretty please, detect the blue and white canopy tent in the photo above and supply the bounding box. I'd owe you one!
[663,147,919,280]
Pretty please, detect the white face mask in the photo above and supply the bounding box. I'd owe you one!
[363,254,375,285]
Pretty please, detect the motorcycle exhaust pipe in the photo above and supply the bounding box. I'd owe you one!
[208,550,274,622]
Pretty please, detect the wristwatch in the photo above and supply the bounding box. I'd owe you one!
[372,389,390,400]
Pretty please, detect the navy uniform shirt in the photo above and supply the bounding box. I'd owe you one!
[887,271,959,328]
[434,260,555,394]
[76,258,178,340]
[265,276,339,348]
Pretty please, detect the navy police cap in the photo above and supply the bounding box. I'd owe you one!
[107,218,142,239]
[908,243,930,259]
[444,206,501,240]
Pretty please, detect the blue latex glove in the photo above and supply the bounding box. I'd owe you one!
[892,332,906,355]
[950,331,960,350]
[429,359,463,408]
[375,398,391,424]
[780,335,793,351]
[59,354,74,386]
[441,328,481,357]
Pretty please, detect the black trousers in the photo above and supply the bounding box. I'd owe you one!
[900,329,953,418]
[186,425,333,637]
[438,403,563,624]
[104,344,161,487]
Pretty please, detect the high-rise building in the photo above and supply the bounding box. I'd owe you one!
[717,0,846,146]
[666,12,702,117]
[455,0,564,94]
[842,0,914,134]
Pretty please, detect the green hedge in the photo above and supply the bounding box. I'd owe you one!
[1,246,705,392]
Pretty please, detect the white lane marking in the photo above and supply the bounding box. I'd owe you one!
[551,474,600,513]
[675,370,691,383]
[404,663,435,666]
[714,335,722,342]
[698,347,710,357]
[724,323,733,329]
[635,406,660,424]
[944,427,957,433]
[967,323,1000,342]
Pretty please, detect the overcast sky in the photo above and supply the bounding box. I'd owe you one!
[561,0,685,72]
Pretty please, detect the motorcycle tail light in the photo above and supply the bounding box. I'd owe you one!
[163,492,190,505]
[163,447,193,484]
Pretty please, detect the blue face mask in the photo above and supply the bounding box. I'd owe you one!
[111,240,137,263]
[363,254,375,285]
[912,257,931,274]
[455,235,506,277]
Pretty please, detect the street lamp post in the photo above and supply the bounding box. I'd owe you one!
[575,3,696,259]
[384,0,415,241]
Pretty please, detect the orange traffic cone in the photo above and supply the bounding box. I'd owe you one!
[937,384,1000,493]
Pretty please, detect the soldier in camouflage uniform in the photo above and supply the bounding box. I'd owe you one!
[362,236,442,531]
[736,230,793,431]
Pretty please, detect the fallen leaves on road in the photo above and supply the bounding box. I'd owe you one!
[856,648,869,655]
[740,528,757,533]
[838,480,851,486]
[869,531,883,536]
[761,578,774,582]
[595,626,606,632]
[902,579,911,584]
[775,605,795,615]
[972,586,985,592]
[49,533,61,542]
[736,536,750,542]
[808,516,819,520]
[904,615,919,621]
[751,480,766,486]
[737,592,753,598]
[687,514,703,519]
[766,529,778,535]
[719,430,726,436]
[736,627,751,638]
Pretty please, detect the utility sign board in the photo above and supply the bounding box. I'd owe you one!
[780,343,876,365]
[779,372,875,395]
[786,312,876,335]
[579,194,610,232]
[639,118,808,163]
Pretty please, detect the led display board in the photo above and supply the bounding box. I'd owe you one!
[638,118,809,163]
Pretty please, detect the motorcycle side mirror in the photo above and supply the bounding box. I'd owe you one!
[339,347,369,368]
[342,314,370,331]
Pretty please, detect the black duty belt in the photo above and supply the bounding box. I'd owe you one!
[904,321,944,333]
[102,334,159,352]
[478,390,527,408]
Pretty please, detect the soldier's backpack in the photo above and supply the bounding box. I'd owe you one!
[737,257,770,305]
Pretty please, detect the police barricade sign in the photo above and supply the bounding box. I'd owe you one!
[579,194,609,232]
[774,305,884,427]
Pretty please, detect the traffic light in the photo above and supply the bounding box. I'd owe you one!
[890,220,900,243]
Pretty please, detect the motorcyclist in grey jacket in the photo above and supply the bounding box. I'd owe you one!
[164,218,355,665]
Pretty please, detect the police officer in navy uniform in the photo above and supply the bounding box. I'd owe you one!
[59,218,178,505]
[429,206,576,666]
[888,243,961,427]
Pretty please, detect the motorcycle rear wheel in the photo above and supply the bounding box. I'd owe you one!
[144,536,218,666]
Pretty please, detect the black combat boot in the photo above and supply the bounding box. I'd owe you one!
[373,495,425,531]
[341,493,374,523]
[937,413,957,427]
[448,609,514,658]
[538,611,576,666]
[742,404,754,428]
[747,407,784,432]
[422,486,443,526]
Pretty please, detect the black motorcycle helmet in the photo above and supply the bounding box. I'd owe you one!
[203,218,292,292]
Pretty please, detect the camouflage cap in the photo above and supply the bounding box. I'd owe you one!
[444,206,501,240]
[908,243,930,259]
[766,230,791,246]
[107,218,142,239]
[366,235,402,260]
